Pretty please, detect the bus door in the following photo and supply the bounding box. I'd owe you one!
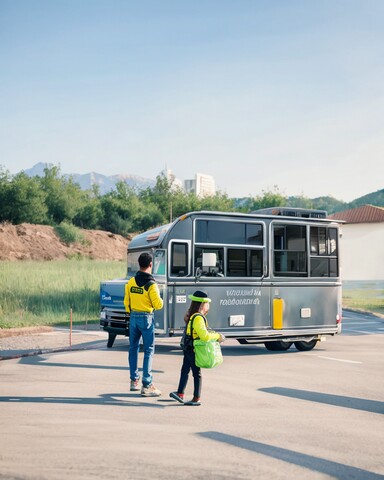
[152,249,167,334]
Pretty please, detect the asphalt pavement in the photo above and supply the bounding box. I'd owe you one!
[1,312,383,480]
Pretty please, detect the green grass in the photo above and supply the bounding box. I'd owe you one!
[342,281,384,317]
[1,263,383,330]
[0,259,126,329]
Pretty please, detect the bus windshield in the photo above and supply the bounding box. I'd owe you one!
[127,249,166,277]
[153,250,166,275]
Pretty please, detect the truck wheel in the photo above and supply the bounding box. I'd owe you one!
[107,333,117,348]
[264,341,293,351]
[294,339,318,351]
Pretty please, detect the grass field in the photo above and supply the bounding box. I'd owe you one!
[0,261,383,329]
[342,280,384,317]
[0,260,126,329]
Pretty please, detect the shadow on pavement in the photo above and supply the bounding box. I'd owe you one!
[0,392,179,409]
[259,386,384,415]
[198,431,383,479]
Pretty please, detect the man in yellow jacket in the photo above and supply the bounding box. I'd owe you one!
[124,252,163,397]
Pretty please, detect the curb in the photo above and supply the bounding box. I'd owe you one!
[0,340,107,361]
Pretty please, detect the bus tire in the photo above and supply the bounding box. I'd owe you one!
[264,341,292,351]
[294,339,318,351]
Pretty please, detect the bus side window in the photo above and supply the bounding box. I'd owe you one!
[170,242,188,277]
[227,249,263,277]
[310,227,339,277]
[195,247,224,277]
[273,225,307,276]
[228,249,247,276]
[250,250,263,277]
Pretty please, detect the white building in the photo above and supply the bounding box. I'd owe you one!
[184,173,215,197]
[161,169,183,191]
[329,205,384,281]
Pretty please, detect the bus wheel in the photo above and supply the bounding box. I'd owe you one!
[237,339,249,345]
[264,341,293,351]
[294,339,318,351]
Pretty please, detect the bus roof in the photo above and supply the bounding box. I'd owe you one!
[128,223,172,250]
[251,207,327,218]
[128,208,342,250]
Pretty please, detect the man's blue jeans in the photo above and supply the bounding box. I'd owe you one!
[129,312,155,387]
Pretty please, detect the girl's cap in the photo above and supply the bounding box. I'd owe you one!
[188,290,211,303]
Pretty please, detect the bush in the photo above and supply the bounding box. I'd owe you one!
[55,222,87,245]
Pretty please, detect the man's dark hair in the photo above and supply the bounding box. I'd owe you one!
[138,252,153,269]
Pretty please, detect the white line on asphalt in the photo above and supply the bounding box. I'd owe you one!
[317,356,362,364]
[344,322,381,326]
[347,330,373,334]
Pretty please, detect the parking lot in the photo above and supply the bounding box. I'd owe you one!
[1,311,383,479]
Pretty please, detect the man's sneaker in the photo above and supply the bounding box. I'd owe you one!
[169,392,184,404]
[141,384,161,397]
[130,378,140,392]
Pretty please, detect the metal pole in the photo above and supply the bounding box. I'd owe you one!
[70,308,72,348]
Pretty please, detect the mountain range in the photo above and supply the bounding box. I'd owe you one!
[23,162,155,195]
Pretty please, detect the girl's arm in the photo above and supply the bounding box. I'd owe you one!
[193,315,221,342]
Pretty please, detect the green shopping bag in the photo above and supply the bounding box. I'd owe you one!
[193,339,223,368]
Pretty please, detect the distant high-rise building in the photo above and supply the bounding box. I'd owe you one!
[184,173,215,197]
[161,168,183,191]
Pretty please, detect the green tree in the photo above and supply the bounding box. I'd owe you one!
[287,195,314,209]
[139,173,174,223]
[136,203,164,231]
[39,166,86,224]
[242,186,287,212]
[198,191,235,212]
[311,196,346,215]
[0,166,12,222]
[73,195,103,229]
[2,172,48,224]
[99,181,142,235]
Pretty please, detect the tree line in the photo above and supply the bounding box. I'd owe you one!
[0,165,352,237]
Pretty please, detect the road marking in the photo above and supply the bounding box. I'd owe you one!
[317,356,362,364]
[346,330,374,335]
[344,321,381,325]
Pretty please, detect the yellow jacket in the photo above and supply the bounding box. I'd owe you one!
[124,272,163,313]
[187,313,220,342]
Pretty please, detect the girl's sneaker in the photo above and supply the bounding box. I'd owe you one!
[184,399,201,406]
[169,392,184,403]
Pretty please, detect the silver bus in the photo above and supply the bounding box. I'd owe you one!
[100,208,342,351]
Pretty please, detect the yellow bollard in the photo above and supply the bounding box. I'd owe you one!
[273,298,284,329]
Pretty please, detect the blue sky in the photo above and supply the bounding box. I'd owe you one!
[1,0,383,201]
